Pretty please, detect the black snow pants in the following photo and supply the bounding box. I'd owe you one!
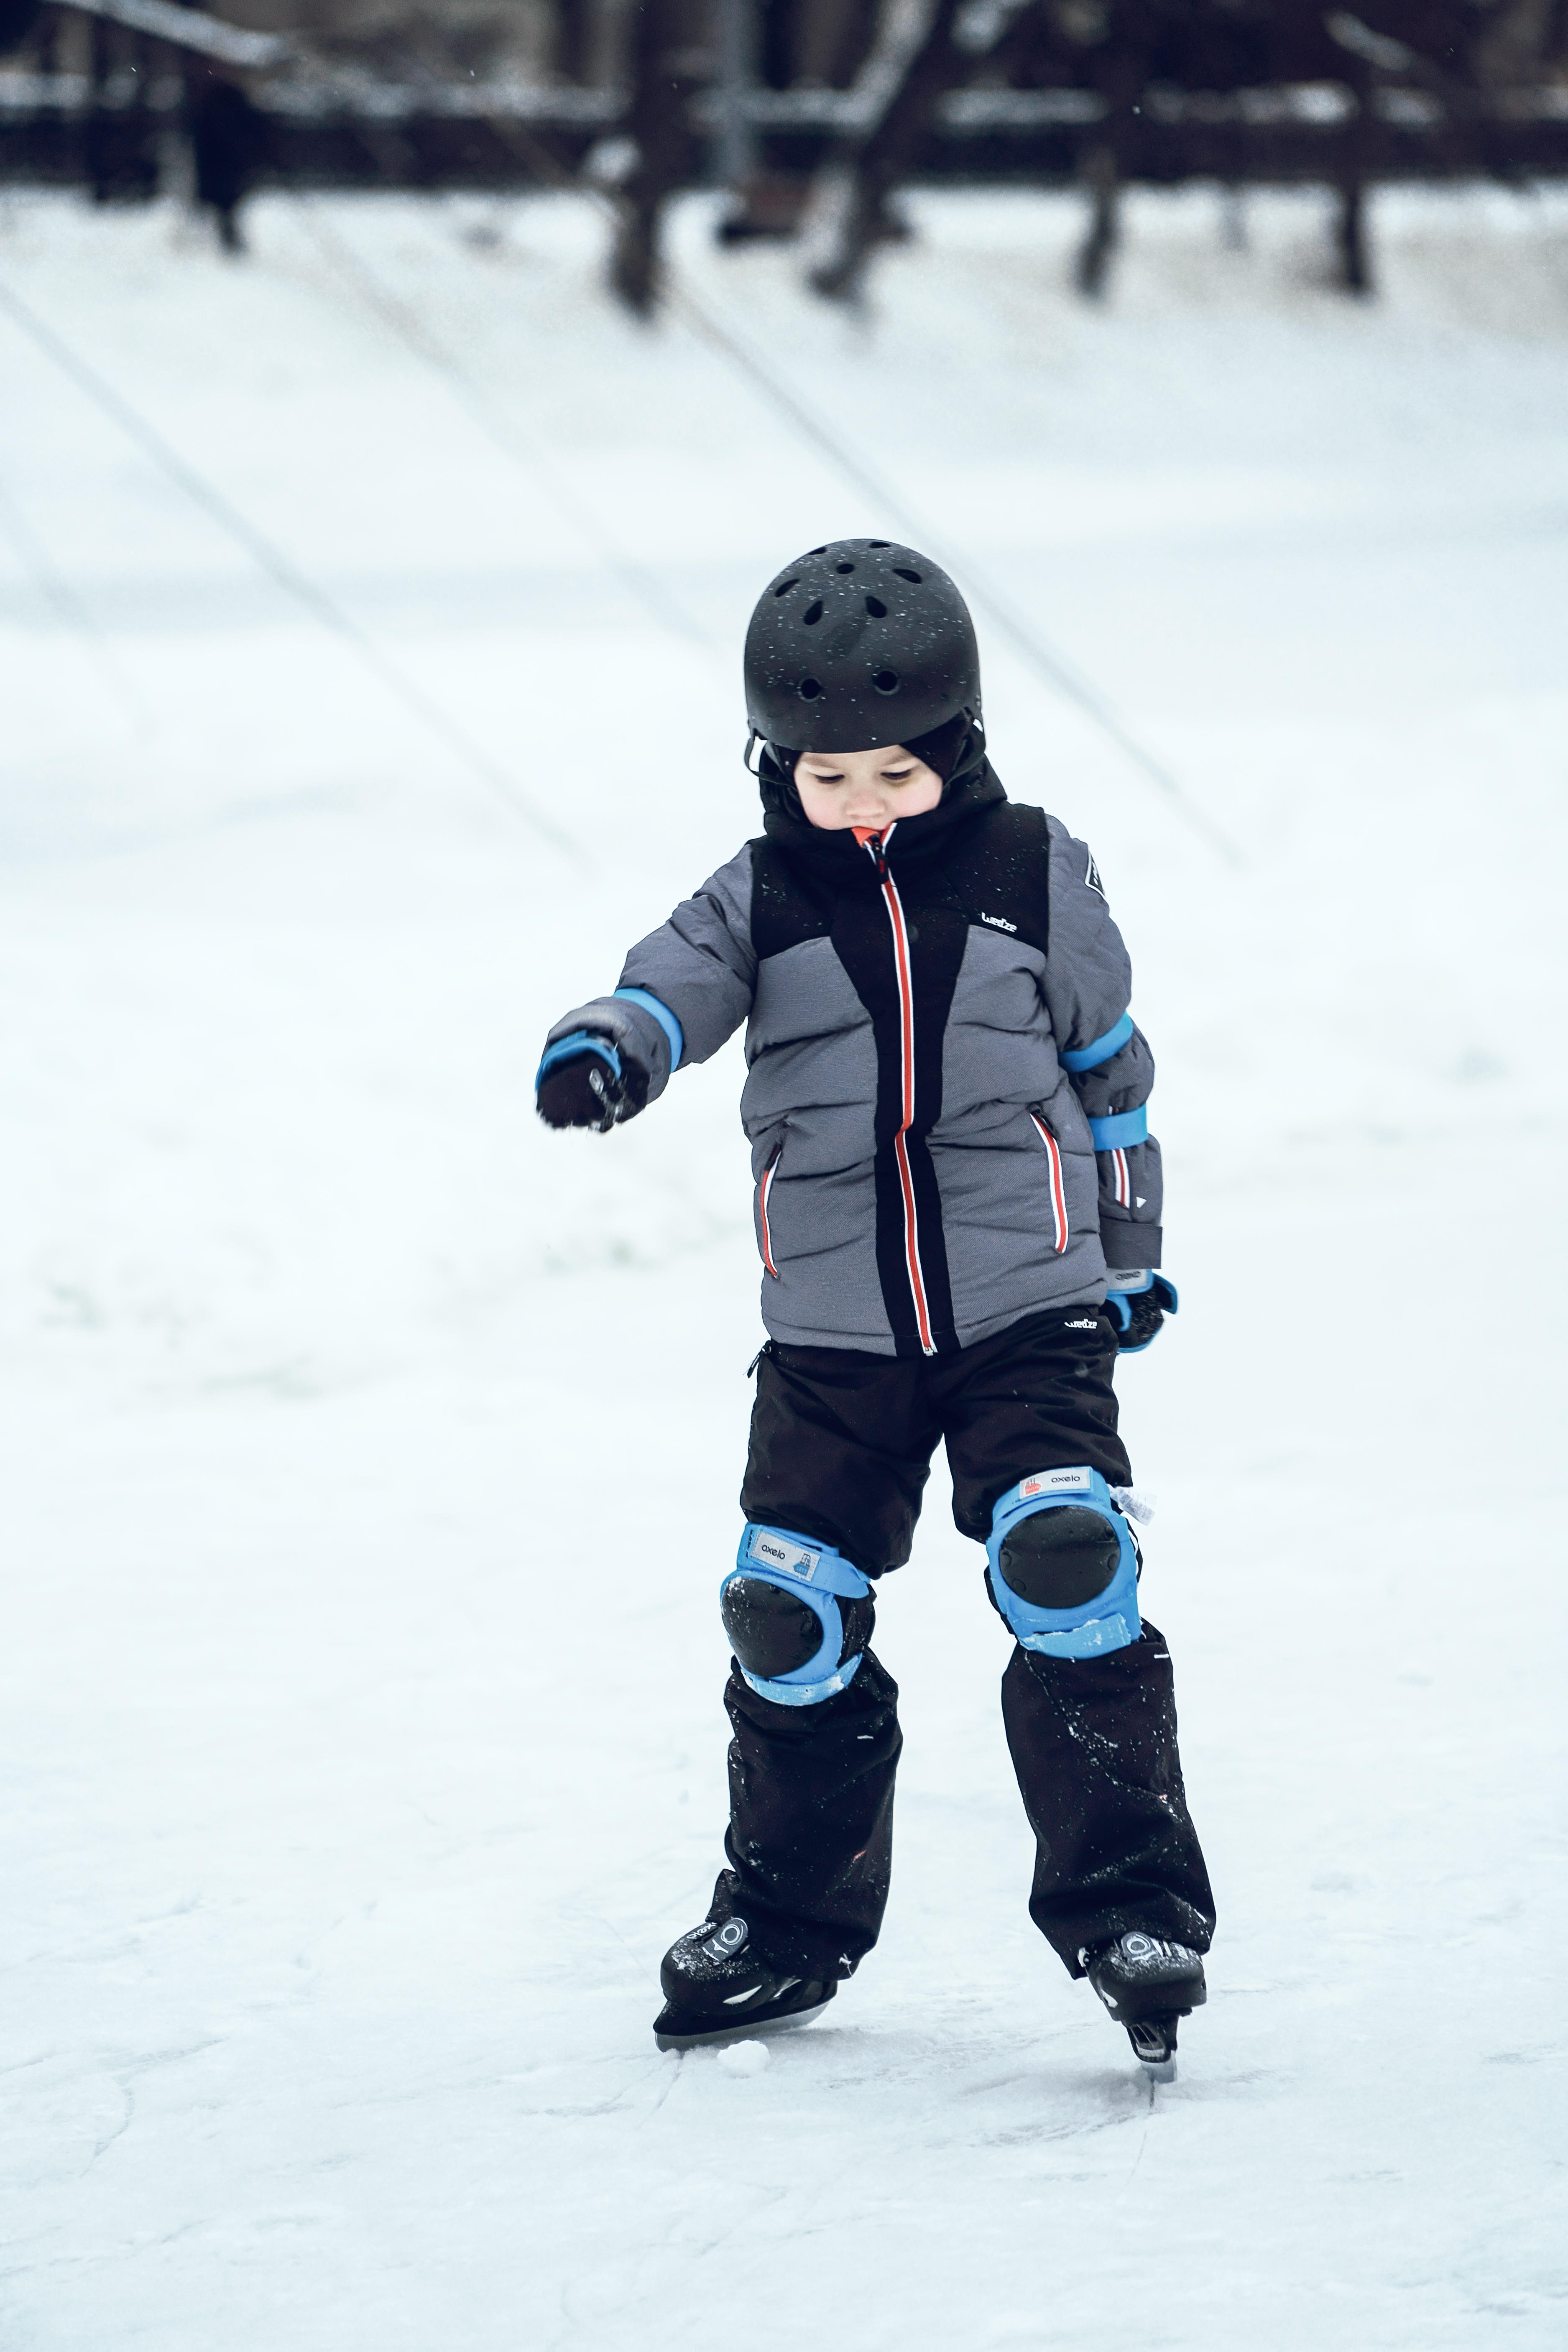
[711,1305,1216,1982]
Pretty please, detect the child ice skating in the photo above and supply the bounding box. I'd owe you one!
[537,541,1216,2077]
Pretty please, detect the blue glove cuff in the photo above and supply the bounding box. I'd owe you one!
[613,987,684,1073]
[535,1030,621,1093]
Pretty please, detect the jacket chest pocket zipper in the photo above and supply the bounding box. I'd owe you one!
[757,1143,783,1278]
[1028,1113,1070,1254]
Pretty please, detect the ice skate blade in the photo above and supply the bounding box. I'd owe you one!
[654,1997,834,2054]
[1139,2054,1177,2085]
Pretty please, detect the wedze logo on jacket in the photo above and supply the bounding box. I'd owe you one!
[545,762,1163,1360]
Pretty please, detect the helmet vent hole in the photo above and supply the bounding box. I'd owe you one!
[835,561,854,574]
[866,539,891,548]
[772,577,799,598]
[873,670,899,695]
[865,595,887,618]
[807,545,827,555]
[892,567,922,583]
[802,599,822,626]
[798,677,822,700]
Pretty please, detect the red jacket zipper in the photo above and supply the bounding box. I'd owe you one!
[860,825,937,1356]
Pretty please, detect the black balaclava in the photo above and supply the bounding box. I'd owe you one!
[898,712,973,782]
[755,710,1004,877]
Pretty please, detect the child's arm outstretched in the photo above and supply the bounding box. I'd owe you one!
[535,848,758,1133]
[1040,820,1175,1352]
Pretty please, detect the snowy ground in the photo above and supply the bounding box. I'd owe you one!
[2,179,1566,2347]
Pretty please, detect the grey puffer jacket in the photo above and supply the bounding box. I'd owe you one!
[544,746,1162,1359]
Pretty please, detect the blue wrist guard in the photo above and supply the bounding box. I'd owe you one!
[1104,1269,1178,1343]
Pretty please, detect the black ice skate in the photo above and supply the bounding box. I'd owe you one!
[653,1915,837,2052]
[1085,1930,1207,2083]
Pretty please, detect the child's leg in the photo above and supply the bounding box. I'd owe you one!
[711,1340,941,1981]
[939,1307,1216,1977]
[716,1656,902,1980]
[998,1629,1213,1971]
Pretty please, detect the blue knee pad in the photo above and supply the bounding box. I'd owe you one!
[986,1466,1142,1660]
[721,1524,872,1707]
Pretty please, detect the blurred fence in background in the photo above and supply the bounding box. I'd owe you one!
[2,0,1566,303]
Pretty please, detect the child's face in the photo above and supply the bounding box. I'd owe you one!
[793,744,943,832]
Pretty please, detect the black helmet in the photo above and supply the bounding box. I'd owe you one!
[744,539,981,753]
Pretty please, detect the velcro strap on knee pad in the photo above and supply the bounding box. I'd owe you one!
[986,1467,1141,1660]
[722,1524,871,1707]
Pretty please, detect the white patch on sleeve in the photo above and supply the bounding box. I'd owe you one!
[1084,850,1106,900]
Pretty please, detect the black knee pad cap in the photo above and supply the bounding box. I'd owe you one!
[722,1575,822,1679]
[998,1504,1120,1609]
[721,1576,876,1683]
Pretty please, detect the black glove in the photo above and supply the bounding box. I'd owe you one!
[535,1032,648,1133]
[1104,1272,1178,1353]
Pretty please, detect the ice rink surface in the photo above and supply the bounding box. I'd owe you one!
[2,179,1566,2347]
